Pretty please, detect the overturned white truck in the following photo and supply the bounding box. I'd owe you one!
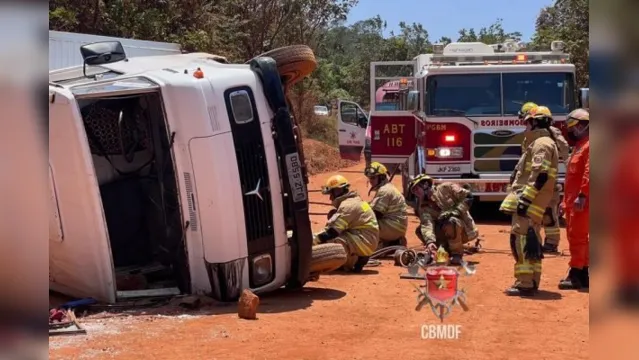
[49,41,338,303]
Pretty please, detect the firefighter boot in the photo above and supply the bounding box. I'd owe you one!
[505,283,536,297]
[449,254,463,266]
[352,256,370,273]
[542,241,558,254]
[558,267,583,290]
[579,267,589,289]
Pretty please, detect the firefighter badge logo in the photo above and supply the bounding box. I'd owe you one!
[414,247,473,322]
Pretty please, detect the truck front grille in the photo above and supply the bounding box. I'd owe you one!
[472,130,525,173]
[226,87,275,257]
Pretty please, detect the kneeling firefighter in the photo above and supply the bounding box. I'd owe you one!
[409,175,478,265]
[500,106,560,296]
[364,162,409,248]
[314,175,379,273]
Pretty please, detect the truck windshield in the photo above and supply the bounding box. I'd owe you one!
[426,72,575,116]
[502,72,575,115]
[426,74,501,116]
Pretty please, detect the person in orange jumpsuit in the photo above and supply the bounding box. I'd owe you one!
[609,118,639,305]
[558,108,590,290]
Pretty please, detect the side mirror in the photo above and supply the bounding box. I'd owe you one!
[408,90,420,111]
[80,41,127,77]
[579,88,589,109]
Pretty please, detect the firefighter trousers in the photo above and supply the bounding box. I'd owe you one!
[314,230,378,271]
[565,209,589,268]
[542,195,561,246]
[413,217,465,256]
[510,214,544,289]
[378,218,408,243]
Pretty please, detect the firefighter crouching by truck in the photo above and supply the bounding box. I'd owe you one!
[408,174,478,265]
[558,108,590,290]
[514,102,569,254]
[314,175,379,273]
[500,106,560,296]
[364,162,409,248]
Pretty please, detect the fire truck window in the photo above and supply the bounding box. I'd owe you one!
[502,72,575,115]
[340,102,358,125]
[426,74,501,116]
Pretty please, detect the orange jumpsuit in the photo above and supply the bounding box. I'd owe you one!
[609,132,639,285]
[562,137,589,268]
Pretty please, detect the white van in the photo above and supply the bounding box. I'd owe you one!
[49,41,322,303]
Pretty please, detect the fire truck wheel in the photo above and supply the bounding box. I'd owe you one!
[309,243,348,273]
[252,45,317,88]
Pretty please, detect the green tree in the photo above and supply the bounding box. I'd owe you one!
[457,18,522,44]
[529,0,589,87]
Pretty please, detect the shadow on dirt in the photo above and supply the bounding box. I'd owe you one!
[258,286,347,313]
[53,286,347,320]
[520,290,563,301]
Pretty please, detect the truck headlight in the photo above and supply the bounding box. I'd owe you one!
[252,254,273,287]
[436,147,463,158]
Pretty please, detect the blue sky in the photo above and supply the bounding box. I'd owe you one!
[346,0,555,41]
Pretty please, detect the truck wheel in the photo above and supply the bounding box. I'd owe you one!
[309,243,347,273]
[251,45,317,88]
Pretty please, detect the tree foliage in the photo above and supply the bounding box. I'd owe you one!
[529,0,589,87]
[50,0,589,118]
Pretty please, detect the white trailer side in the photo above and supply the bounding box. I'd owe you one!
[49,30,182,70]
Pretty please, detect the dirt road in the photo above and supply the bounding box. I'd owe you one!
[49,162,589,360]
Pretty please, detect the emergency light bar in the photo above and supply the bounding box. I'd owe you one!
[429,41,570,65]
[430,52,569,64]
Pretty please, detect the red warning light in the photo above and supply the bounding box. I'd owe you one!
[444,134,456,143]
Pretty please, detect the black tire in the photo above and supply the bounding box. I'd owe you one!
[249,45,317,88]
[310,243,347,273]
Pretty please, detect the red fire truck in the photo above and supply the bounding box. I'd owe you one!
[337,40,586,202]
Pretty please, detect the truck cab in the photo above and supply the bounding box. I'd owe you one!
[337,40,577,202]
[49,41,314,303]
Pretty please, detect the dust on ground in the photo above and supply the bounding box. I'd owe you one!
[49,161,589,360]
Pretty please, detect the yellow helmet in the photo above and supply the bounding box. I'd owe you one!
[527,105,553,120]
[518,102,538,119]
[566,108,589,128]
[322,174,350,194]
[408,174,433,193]
[364,161,388,177]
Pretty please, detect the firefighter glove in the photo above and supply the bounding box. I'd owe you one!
[438,210,460,222]
[316,228,339,243]
[574,194,587,212]
[516,197,532,217]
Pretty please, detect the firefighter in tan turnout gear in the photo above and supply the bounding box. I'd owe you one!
[364,162,408,248]
[409,174,478,265]
[517,103,570,253]
[314,174,379,273]
[500,106,560,296]
[542,120,570,253]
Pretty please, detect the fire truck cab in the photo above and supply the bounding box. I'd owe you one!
[337,40,579,202]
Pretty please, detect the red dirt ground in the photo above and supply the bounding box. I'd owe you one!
[49,162,589,360]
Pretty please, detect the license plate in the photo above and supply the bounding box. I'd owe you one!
[285,152,307,203]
